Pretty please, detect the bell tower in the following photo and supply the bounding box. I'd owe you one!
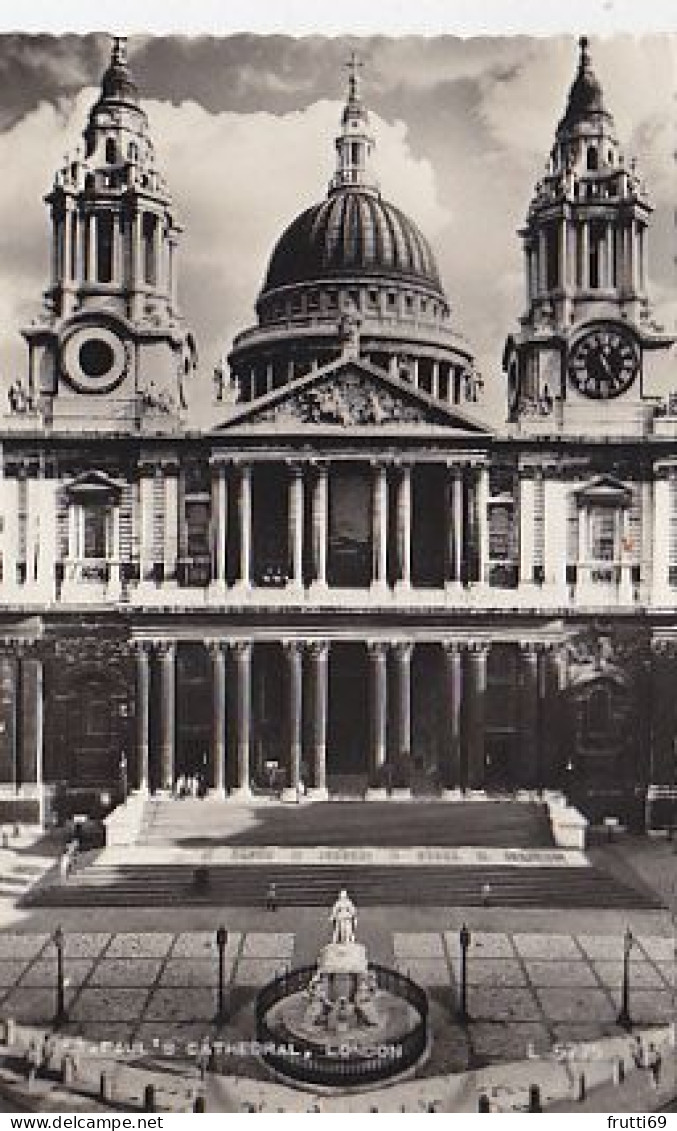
[21,37,196,430]
[503,36,672,435]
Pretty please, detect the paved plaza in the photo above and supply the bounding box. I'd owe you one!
[0,926,672,1073]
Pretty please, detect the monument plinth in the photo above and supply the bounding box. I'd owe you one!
[255,889,429,1090]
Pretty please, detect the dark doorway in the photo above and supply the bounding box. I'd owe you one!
[327,643,369,790]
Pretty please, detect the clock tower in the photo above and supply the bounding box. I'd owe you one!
[21,38,196,432]
[503,36,672,435]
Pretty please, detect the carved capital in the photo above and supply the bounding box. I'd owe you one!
[391,640,414,664]
[306,640,330,662]
[231,640,253,662]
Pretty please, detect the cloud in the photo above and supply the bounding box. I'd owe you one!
[0,91,450,423]
[0,33,674,428]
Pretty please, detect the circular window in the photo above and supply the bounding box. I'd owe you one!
[61,327,127,393]
[79,338,115,379]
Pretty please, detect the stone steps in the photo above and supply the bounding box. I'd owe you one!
[26,861,661,909]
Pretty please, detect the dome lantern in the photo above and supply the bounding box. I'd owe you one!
[330,51,377,195]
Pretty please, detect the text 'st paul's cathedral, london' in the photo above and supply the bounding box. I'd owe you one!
[2,35,677,830]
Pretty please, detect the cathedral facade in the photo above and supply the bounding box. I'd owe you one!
[0,37,676,829]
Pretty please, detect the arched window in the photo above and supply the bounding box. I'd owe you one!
[142,212,157,286]
[105,138,117,164]
[586,146,599,171]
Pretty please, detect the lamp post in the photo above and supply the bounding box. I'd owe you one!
[458,922,471,1023]
[216,925,228,1022]
[617,927,633,1030]
[53,926,65,1027]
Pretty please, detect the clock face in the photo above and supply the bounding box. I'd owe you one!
[568,327,640,400]
[61,327,128,393]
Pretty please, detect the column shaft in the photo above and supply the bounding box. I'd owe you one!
[232,642,252,794]
[465,647,487,789]
[442,645,463,790]
[211,644,227,795]
[368,643,388,783]
[213,464,229,586]
[237,463,252,585]
[393,642,413,764]
[288,465,304,587]
[283,642,303,797]
[477,465,489,584]
[308,643,328,796]
[396,465,412,586]
[135,645,150,792]
[519,647,540,789]
[159,644,176,791]
[311,463,328,586]
[371,463,388,588]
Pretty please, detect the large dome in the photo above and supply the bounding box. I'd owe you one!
[261,188,444,297]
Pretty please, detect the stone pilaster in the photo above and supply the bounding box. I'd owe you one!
[235,462,252,587]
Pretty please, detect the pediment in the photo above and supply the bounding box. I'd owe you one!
[64,470,124,497]
[575,475,632,506]
[213,357,489,435]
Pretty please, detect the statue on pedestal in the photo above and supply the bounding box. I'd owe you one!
[330,888,357,944]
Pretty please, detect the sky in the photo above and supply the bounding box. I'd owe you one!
[0,32,675,424]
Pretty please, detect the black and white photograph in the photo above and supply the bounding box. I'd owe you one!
[0,3,673,1115]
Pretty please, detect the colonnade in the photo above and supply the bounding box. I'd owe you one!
[131,637,553,798]
[208,457,489,589]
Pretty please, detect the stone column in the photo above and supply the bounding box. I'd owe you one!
[288,462,304,589]
[559,217,568,289]
[445,465,463,586]
[629,219,637,292]
[307,641,329,799]
[311,462,328,588]
[135,643,151,793]
[371,461,388,590]
[580,220,590,289]
[231,641,252,797]
[235,462,252,587]
[210,642,227,796]
[86,213,97,283]
[281,640,303,801]
[605,224,615,289]
[392,641,413,775]
[476,464,489,585]
[366,641,388,797]
[395,464,412,588]
[441,643,463,794]
[537,229,547,294]
[431,361,440,400]
[212,462,229,589]
[158,643,176,791]
[465,644,487,790]
[519,645,540,790]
